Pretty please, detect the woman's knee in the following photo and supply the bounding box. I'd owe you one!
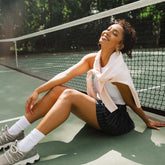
[50,85,65,93]
[59,88,77,102]
[49,85,68,98]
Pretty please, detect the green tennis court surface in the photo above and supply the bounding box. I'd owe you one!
[0,65,165,165]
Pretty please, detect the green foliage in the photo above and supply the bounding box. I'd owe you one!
[0,0,164,53]
[140,5,164,23]
[62,4,72,21]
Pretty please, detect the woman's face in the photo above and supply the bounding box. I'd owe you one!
[99,24,124,51]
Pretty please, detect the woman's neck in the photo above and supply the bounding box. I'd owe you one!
[100,49,115,67]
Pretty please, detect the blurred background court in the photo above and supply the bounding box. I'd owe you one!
[0,0,165,164]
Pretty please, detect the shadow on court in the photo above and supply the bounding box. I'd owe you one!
[36,125,165,165]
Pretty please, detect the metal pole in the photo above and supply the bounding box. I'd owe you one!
[14,41,18,68]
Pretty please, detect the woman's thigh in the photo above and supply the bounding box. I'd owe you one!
[63,89,101,130]
[25,85,70,123]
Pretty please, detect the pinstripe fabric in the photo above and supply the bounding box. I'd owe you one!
[96,100,134,135]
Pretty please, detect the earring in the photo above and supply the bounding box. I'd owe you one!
[98,43,101,49]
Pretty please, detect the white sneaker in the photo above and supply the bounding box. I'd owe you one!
[0,140,40,165]
[0,125,24,150]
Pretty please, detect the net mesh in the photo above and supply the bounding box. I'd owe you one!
[0,0,165,114]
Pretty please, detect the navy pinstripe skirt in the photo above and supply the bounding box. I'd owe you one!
[96,100,135,135]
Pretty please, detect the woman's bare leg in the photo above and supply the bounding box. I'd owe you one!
[36,88,101,135]
[25,86,70,123]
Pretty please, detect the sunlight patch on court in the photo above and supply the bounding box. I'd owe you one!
[82,150,141,165]
[151,129,165,147]
[40,154,67,161]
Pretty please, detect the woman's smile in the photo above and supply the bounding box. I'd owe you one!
[102,33,110,41]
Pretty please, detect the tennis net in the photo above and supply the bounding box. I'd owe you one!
[0,0,165,115]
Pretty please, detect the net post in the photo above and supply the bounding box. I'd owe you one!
[14,41,19,68]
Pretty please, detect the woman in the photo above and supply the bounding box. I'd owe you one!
[0,20,165,165]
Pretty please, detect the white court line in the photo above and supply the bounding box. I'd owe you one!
[0,116,22,124]
[137,84,165,92]
[0,70,14,73]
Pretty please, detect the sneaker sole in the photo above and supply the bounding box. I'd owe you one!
[14,153,40,165]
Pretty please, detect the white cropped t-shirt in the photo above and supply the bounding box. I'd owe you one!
[94,64,126,105]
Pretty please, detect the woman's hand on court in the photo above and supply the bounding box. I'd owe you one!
[146,119,165,130]
[25,90,39,114]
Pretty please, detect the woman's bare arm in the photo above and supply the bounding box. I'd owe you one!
[25,53,96,113]
[35,53,95,94]
[113,82,165,130]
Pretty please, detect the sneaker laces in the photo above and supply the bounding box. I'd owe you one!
[0,125,9,144]
[4,140,24,164]
[0,125,8,135]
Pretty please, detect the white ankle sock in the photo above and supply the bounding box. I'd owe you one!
[8,116,31,135]
[17,128,45,152]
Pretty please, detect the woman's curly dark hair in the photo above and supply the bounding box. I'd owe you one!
[115,19,137,58]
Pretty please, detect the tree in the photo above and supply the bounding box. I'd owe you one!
[0,0,164,54]
[139,5,164,46]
